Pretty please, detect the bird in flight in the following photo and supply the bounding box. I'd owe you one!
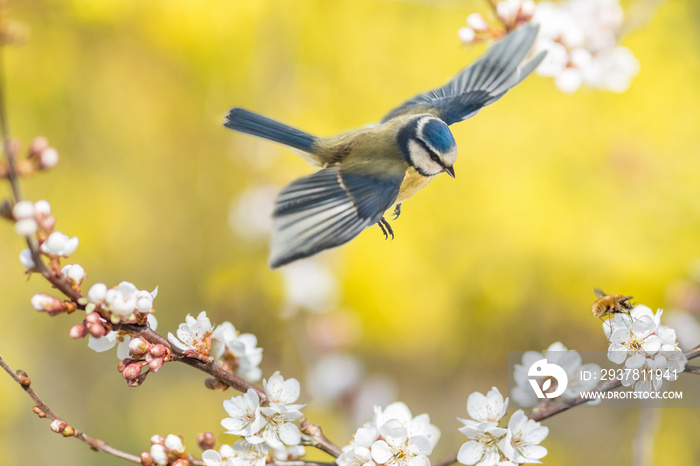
[224,24,545,268]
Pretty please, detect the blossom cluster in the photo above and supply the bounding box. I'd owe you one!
[605,305,687,392]
[457,388,548,466]
[459,0,640,93]
[168,311,263,382]
[336,402,440,466]
[206,372,305,465]
[511,342,601,407]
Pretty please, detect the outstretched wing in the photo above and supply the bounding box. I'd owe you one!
[381,24,545,125]
[269,166,403,268]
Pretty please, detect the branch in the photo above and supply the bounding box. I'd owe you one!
[432,344,700,466]
[0,354,142,463]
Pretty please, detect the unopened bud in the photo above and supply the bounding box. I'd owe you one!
[172,460,190,466]
[150,344,168,358]
[147,358,164,373]
[69,324,86,339]
[204,377,228,390]
[87,322,107,338]
[15,218,38,236]
[197,431,216,451]
[85,312,102,325]
[28,137,49,156]
[62,426,75,437]
[50,419,67,433]
[150,434,165,445]
[140,452,155,466]
[31,294,65,312]
[128,337,150,355]
[16,370,30,387]
[122,363,143,380]
[126,373,148,387]
[39,147,59,169]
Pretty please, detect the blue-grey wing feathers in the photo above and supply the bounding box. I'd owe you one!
[381,24,545,125]
[224,108,318,152]
[270,167,402,268]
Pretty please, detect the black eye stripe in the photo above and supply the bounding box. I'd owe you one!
[414,137,445,168]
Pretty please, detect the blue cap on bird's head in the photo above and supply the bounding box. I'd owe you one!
[398,115,457,178]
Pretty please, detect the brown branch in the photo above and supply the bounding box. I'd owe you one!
[299,417,343,458]
[0,354,142,463]
[432,344,700,466]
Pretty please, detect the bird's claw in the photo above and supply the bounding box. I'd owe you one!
[377,217,394,240]
[392,203,402,220]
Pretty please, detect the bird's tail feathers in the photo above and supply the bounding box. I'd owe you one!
[224,108,318,152]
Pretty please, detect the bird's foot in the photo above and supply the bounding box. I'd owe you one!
[377,217,394,240]
[392,203,402,220]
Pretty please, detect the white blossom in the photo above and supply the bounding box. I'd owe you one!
[338,402,440,466]
[281,260,338,313]
[457,387,509,466]
[34,200,51,216]
[168,311,213,353]
[532,0,639,92]
[150,444,167,465]
[222,389,266,440]
[211,321,263,382]
[499,410,548,464]
[164,434,184,453]
[512,342,601,407]
[457,388,548,465]
[40,231,78,256]
[253,372,305,450]
[307,353,363,402]
[203,441,269,466]
[61,264,85,284]
[604,304,686,392]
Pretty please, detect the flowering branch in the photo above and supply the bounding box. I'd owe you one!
[0,354,143,464]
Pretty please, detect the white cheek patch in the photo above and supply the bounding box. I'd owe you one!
[443,146,458,167]
[408,139,443,177]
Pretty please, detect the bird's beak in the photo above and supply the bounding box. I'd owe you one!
[444,166,455,178]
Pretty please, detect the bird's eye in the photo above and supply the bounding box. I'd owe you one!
[430,153,440,162]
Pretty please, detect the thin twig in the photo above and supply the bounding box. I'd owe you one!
[0,354,142,463]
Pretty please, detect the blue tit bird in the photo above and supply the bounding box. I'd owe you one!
[224,24,545,268]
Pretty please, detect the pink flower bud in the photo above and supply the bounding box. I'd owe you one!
[85,312,102,325]
[197,431,216,451]
[466,13,489,31]
[69,324,86,339]
[28,137,49,156]
[150,344,168,358]
[151,434,165,445]
[31,294,64,312]
[38,214,56,232]
[140,452,155,466]
[148,357,164,373]
[122,363,143,380]
[172,460,189,466]
[87,322,107,338]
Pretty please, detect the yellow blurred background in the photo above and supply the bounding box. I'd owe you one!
[1,0,700,464]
